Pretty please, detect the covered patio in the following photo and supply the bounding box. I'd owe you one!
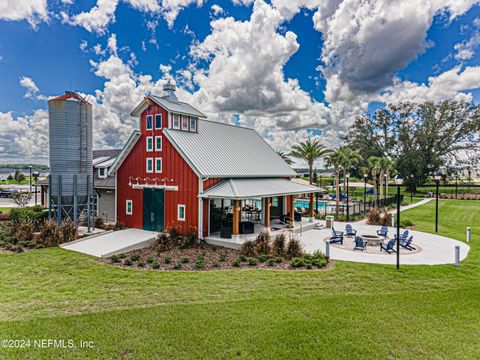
[200,178,324,247]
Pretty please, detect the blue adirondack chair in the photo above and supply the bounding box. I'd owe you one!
[394,230,410,242]
[345,224,357,237]
[377,226,388,238]
[353,236,367,251]
[330,228,344,245]
[380,238,397,254]
[400,235,416,251]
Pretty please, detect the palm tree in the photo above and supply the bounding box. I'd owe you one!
[338,146,362,192]
[276,150,293,165]
[381,157,396,199]
[367,156,383,206]
[325,149,343,217]
[290,139,331,184]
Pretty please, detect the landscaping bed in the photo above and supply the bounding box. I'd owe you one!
[102,229,330,271]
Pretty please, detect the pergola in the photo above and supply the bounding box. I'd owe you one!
[200,178,323,242]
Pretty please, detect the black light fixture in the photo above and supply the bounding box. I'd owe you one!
[434,172,442,233]
[32,171,40,206]
[363,173,368,212]
[394,174,404,269]
[346,172,350,221]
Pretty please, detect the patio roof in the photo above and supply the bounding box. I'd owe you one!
[200,178,322,199]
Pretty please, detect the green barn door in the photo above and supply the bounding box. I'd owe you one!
[143,188,165,232]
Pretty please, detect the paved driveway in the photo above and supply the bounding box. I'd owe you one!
[299,222,470,265]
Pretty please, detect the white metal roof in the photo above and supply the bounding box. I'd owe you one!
[200,178,322,199]
[95,157,116,168]
[164,120,297,178]
[108,131,141,174]
[92,156,109,166]
[130,95,206,118]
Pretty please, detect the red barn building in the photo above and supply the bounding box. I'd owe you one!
[110,82,321,242]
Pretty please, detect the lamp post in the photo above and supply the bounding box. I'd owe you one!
[394,174,404,269]
[346,173,350,221]
[32,171,39,206]
[363,173,367,212]
[434,173,442,233]
[29,166,32,194]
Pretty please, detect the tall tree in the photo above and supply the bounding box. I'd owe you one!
[367,156,383,205]
[325,149,343,217]
[381,157,396,199]
[290,139,330,184]
[346,101,480,191]
[276,150,293,165]
[338,146,362,192]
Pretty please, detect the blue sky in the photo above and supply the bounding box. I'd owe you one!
[1,0,480,162]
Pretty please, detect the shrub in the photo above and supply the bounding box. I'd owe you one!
[232,260,240,267]
[401,219,415,227]
[312,257,328,268]
[146,256,154,264]
[267,259,275,266]
[195,259,205,269]
[274,257,283,263]
[114,222,126,231]
[255,231,271,255]
[164,256,172,264]
[366,208,382,225]
[152,262,160,269]
[212,261,220,268]
[130,254,140,262]
[290,257,305,268]
[174,263,183,270]
[94,217,105,229]
[39,219,62,247]
[119,254,126,259]
[155,233,174,253]
[239,255,248,262]
[124,259,133,266]
[286,237,303,259]
[181,257,190,264]
[13,219,34,243]
[137,261,145,268]
[272,234,286,257]
[169,227,181,243]
[248,258,258,266]
[111,255,120,263]
[240,240,256,257]
[35,244,45,249]
[59,218,77,244]
[219,252,228,262]
[258,254,268,263]
[182,231,197,248]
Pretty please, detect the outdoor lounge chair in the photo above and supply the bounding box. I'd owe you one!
[353,236,367,251]
[399,235,416,251]
[330,228,344,245]
[380,238,397,254]
[394,230,410,242]
[345,224,357,237]
[377,226,388,238]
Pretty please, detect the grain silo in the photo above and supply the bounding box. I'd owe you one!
[48,91,94,226]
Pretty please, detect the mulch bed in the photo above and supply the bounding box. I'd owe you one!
[100,243,331,271]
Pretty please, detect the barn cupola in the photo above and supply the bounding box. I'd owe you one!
[162,80,178,103]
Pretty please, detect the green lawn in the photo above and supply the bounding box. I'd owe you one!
[1,200,479,359]
[0,207,11,213]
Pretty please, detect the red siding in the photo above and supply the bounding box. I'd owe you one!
[117,103,223,236]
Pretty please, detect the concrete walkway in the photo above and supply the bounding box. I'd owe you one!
[61,229,158,258]
[300,222,469,265]
[355,198,432,224]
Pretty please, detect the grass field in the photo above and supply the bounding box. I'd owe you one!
[0,207,11,213]
[0,200,479,359]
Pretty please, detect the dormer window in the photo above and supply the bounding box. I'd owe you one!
[173,114,180,129]
[155,114,162,129]
[98,167,107,179]
[190,117,197,132]
[181,115,189,130]
[146,115,153,130]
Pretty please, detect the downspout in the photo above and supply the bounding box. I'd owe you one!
[198,176,204,240]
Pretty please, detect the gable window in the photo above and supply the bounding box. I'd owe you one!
[181,115,189,130]
[126,200,133,215]
[155,158,162,173]
[155,114,162,129]
[155,136,162,151]
[98,167,107,179]
[190,117,197,132]
[173,114,180,129]
[146,158,153,173]
[146,115,153,130]
[146,136,153,152]
[177,204,186,221]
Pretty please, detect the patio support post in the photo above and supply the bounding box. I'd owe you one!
[263,197,271,232]
[232,199,241,242]
[289,195,295,226]
[309,193,314,222]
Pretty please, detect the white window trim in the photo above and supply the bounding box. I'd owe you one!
[146,115,153,130]
[126,200,133,215]
[146,136,153,152]
[177,204,186,221]
[146,158,153,173]
[155,158,162,173]
[190,117,197,132]
[181,115,189,130]
[173,114,180,129]
[155,136,162,151]
[98,167,107,179]
[155,114,162,129]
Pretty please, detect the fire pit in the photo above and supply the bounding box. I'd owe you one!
[361,234,384,246]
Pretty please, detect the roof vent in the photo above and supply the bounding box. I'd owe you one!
[162,80,178,103]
